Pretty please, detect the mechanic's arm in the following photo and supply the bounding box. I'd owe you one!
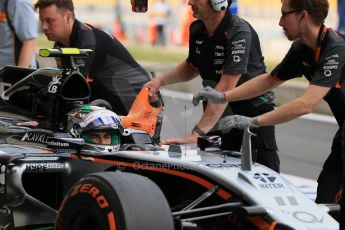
[145,61,199,98]
[195,74,240,134]
[17,38,37,68]
[224,72,284,102]
[161,73,240,144]
[256,84,330,126]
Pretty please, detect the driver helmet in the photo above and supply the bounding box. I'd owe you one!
[67,105,122,152]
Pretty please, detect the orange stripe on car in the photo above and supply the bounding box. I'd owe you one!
[88,157,231,200]
[247,216,271,230]
[268,221,278,230]
[71,154,274,228]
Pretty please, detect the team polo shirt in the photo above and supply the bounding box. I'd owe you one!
[187,11,274,112]
[272,26,345,127]
[54,20,150,115]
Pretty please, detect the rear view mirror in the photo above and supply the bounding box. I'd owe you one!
[131,0,147,12]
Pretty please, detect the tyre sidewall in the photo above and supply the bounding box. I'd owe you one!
[55,176,124,230]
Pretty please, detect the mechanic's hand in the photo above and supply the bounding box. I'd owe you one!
[160,133,198,145]
[144,78,162,102]
[192,86,226,106]
[218,115,258,134]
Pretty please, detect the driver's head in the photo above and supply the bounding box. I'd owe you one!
[67,106,122,152]
[34,0,75,46]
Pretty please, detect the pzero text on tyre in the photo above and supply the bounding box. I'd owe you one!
[55,172,174,230]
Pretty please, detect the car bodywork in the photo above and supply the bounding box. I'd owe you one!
[0,49,340,230]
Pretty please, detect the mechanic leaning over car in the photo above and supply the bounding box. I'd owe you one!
[193,0,345,219]
[34,0,151,116]
[144,0,279,172]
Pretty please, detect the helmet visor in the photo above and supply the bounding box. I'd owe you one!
[79,110,122,131]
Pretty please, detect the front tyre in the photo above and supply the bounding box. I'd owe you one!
[55,172,174,230]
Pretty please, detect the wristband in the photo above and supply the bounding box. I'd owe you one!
[192,125,207,136]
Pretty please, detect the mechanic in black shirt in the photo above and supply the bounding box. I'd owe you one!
[145,0,279,171]
[194,0,345,214]
[34,0,151,116]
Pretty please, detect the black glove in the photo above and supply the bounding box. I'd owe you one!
[218,115,258,134]
[193,86,225,106]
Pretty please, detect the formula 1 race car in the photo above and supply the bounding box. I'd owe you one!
[0,49,340,230]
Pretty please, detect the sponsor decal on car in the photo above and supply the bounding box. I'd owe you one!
[48,76,61,94]
[47,140,70,147]
[21,131,50,144]
[253,174,285,190]
[25,163,65,172]
[205,163,241,168]
[0,206,11,216]
[0,165,6,194]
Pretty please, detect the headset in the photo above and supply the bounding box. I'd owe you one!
[210,0,231,11]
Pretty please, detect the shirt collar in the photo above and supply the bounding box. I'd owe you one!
[55,19,80,47]
[196,10,233,40]
[315,24,328,62]
[213,10,233,40]
[69,19,81,46]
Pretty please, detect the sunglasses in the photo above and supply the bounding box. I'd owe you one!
[281,10,301,18]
